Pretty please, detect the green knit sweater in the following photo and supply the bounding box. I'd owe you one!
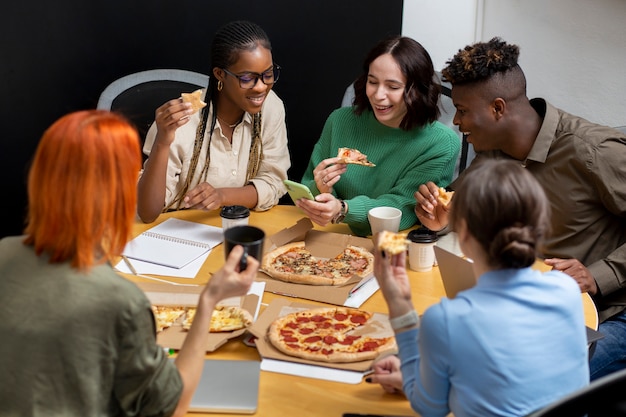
[302,107,460,236]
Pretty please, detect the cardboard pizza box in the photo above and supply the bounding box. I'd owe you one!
[258,218,378,306]
[248,299,397,373]
[136,282,261,352]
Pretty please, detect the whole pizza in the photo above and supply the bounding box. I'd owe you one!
[261,242,374,286]
[268,307,396,363]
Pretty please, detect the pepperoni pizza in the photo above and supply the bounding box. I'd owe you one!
[268,307,396,363]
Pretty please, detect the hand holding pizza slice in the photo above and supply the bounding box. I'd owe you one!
[337,147,376,167]
[437,187,454,208]
[181,89,207,114]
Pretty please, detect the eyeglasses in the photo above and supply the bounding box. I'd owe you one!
[222,65,281,89]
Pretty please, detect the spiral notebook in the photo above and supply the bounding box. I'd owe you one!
[122,218,223,269]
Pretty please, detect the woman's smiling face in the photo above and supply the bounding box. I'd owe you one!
[366,53,408,128]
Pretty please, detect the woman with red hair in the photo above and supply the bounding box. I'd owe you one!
[0,110,258,416]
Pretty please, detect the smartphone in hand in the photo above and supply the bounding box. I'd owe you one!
[284,180,315,203]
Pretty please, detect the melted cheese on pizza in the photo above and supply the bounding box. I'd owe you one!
[272,247,369,279]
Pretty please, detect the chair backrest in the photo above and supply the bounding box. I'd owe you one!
[525,367,626,417]
[97,69,210,143]
[340,72,474,179]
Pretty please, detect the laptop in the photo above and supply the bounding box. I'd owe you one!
[434,245,476,299]
[183,359,261,414]
[433,245,604,344]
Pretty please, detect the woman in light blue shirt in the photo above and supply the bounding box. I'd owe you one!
[372,159,589,417]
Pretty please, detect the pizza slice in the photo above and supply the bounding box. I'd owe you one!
[337,147,376,167]
[151,306,186,333]
[181,89,207,114]
[182,305,253,332]
[377,230,409,255]
[437,187,454,207]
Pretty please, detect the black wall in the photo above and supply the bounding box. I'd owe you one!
[0,1,403,237]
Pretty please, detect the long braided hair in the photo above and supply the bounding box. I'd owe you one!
[165,20,270,211]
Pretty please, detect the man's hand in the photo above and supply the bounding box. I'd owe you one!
[414,182,450,231]
[544,257,598,295]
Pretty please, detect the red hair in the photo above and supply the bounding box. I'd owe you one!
[24,110,141,270]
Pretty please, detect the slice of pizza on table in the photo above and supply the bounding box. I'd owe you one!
[337,147,376,167]
[151,304,252,333]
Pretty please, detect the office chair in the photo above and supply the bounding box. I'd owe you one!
[97,69,210,144]
[340,72,474,178]
[525,367,626,417]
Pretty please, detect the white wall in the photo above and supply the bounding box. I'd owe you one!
[403,0,626,128]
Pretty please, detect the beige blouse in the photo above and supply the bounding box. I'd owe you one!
[143,89,290,211]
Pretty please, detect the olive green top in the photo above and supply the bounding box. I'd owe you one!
[0,236,182,417]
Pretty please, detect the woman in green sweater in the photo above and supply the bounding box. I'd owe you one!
[299,36,460,236]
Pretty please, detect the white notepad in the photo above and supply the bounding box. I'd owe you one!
[122,218,223,269]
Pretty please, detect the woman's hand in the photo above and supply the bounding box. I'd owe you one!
[183,182,225,211]
[154,99,194,146]
[366,355,404,395]
[295,194,342,226]
[414,182,450,231]
[373,233,414,317]
[203,245,258,303]
[313,157,347,193]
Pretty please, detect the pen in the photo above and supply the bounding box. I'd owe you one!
[122,255,138,275]
[349,277,373,296]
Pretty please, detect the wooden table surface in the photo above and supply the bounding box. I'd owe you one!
[121,205,598,417]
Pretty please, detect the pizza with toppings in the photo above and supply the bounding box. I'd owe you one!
[151,305,252,333]
[151,306,186,333]
[378,230,409,255]
[261,242,374,286]
[268,307,396,363]
[183,305,253,332]
[337,147,376,167]
[437,187,454,207]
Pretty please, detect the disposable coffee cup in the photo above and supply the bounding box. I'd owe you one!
[408,227,439,272]
[220,205,250,231]
[368,206,402,236]
[223,225,265,271]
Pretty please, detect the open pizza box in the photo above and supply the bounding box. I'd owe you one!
[136,281,264,352]
[257,218,379,307]
[248,299,397,383]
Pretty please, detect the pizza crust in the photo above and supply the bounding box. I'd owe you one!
[268,307,396,363]
[181,89,207,114]
[261,242,374,286]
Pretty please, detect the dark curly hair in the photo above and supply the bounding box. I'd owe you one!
[352,36,440,131]
[441,37,521,85]
[449,159,550,269]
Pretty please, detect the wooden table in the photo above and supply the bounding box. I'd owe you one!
[122,205,598,417]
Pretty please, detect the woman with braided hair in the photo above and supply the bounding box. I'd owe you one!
[138,20,290,223]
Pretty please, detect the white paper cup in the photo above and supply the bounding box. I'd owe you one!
[408,228,439,272]
[368,206,402,236]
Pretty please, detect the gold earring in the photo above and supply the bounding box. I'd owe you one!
[217,80,223,91]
